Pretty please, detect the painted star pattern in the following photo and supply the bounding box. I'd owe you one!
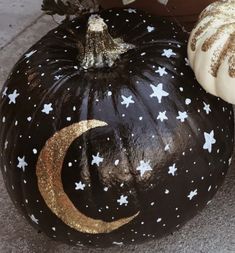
[54,75,63,81]
[2,87,8,97]
[117,195,128,206]
[75,181,86,191]
[164,144,170,151]
[147,26,155,33]
[1,9,234,247]
[121,95,135,108]
[162,49,176,58]
[176,111,188,122]
[42,103,53,114]
[91,153,104,166]
[157,111,168,122]
[30,214,39,224]
[125,8,137,14]
[203,102,211,114]
[8,90,19,104]
[187,189,198,200]
[136,160,152,177]
[17,156,28,172]
[155,67,167,76]
[185,58,190,66]
[168,164,177,176]
[203,131,216,153]
[150,83,169,103]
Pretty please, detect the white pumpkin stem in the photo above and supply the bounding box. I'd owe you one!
[81,15,135,69]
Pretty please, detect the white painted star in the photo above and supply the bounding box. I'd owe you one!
[164,144,170,151]
[187,189,198,200]
[176,111,188,122]
[117,195,128,206]
[168,163,177,176]
[8,90,19,104]
[203,130,216,153]
[157,111,168,122]
[75,181,85,191]
[25,50,37,58]
[203,102,211,114]
[155,67,167,76]
[121,95,135,108]
[150,83,169,103]
[136,160,152,177]
[147,26,155,33]
[30,214,39,224]
[17,156,28,172]
[185,58,190,66]
[54,75,63,81]
[2,87,8,97]
[91,152,104,166]
[162,49,176,58]
[125,8,137,13]
[42,103,53,115]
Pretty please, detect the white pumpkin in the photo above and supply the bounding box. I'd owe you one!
[188,0,235,104]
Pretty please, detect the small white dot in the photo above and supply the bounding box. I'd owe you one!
[104,187,108,192]
[165,189,170,194]
[114,160,119,166]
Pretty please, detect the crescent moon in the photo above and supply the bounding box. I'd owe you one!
[36,120,139,234]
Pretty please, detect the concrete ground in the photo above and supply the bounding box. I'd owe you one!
[0,1,234,252]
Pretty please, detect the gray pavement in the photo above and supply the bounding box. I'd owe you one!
[0,1,235,252]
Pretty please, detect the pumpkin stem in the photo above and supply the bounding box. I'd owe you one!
[81,14,135,69]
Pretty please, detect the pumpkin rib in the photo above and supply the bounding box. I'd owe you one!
[118,129,142,211]
[1,115,29,217]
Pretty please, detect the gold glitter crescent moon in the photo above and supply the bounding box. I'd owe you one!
[36,120,139,234]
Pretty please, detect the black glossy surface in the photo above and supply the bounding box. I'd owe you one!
[0,8,234,248]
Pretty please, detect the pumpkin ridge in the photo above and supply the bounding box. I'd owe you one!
[202,27,234,78]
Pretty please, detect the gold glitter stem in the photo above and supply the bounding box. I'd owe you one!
[81,14,135,69]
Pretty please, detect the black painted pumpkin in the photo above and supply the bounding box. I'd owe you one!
[0,8,234,248]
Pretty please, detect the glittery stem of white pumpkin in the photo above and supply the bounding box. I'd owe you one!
[81,14,135,69]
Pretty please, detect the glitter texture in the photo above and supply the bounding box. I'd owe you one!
[36,120,139,234]
[189,0,235,78]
